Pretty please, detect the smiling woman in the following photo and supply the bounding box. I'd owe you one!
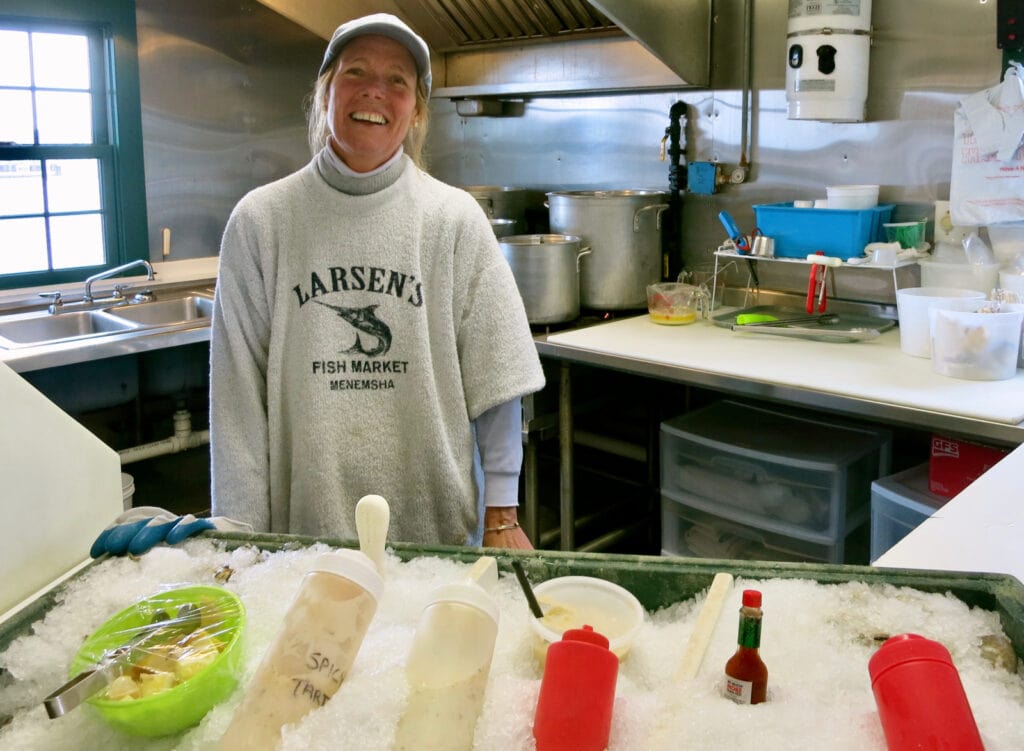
[210,13,544,555]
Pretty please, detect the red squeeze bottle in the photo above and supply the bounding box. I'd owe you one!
[868,633,985,751]
[533,625,619,751]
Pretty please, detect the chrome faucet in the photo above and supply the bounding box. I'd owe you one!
[83,260,155,304]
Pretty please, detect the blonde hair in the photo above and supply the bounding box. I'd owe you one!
[306,65,430,170]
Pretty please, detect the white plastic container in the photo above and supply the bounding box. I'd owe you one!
[220,496,389,751]
[529,576,644,662]
[120,473,135,511]
[919,259,1000,295]
[929,306,1023,381]
[826,184,879,210]
[986,223,1024,266]
[1000,269,1024,297]
[895,287,987,358]
[394,556,500,751]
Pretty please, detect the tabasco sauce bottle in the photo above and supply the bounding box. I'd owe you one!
[723,589,768,704]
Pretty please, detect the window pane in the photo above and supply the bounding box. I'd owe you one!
[50,213,104,269]
[0,31,31,87]
[32,32,90,90]
[0,217,48,274]
[36,91,92,144]
[0,161,44,216]
[47,159,100,213]
[0,90,35,144]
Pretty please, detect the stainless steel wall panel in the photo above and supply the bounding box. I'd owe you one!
[133,0,1002,305]
[136,0,320,260]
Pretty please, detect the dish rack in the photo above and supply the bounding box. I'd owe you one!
[707,249,918,312]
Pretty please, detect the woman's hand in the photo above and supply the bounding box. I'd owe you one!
[482,506,534,550]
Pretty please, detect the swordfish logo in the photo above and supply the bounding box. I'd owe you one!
[314,299,392,356]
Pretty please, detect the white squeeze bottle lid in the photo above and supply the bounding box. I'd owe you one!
[406,555,501,681]
[309,494,390,599]
[428,555,501,623]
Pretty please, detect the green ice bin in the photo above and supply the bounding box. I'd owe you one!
[3,533,1023,666]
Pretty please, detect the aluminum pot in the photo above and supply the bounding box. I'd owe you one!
[547,190,669,310]
[464,185,532,222]
[499,234,592,324]
[489,218,521,238]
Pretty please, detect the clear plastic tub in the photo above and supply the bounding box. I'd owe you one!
[929,306,1024,381]
[826,184,879,209]
[919,259,1000,295]
[895,287,987,358]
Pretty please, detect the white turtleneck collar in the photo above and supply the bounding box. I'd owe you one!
[324,141,405,178]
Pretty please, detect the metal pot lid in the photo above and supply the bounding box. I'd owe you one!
[464,185,529,195]
[546,189,668,199]
[499,233,581,245]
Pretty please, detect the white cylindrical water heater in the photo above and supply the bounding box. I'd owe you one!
[786,0,872,122]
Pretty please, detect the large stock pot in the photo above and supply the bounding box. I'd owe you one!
[547,190,668,310]
[498,234,591,324]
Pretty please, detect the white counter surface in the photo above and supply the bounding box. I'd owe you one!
[874,442,1024,584]
[545,315,1024,426]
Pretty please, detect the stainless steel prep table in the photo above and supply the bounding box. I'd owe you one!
[527,314,1024,551]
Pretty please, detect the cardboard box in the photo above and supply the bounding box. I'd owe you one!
[929,435,1010,498]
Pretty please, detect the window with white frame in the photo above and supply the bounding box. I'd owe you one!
[0,0,147,291]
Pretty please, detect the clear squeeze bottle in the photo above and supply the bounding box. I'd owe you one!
[219,494,390,751]
[723,589,768,705]
[393,556,500,751]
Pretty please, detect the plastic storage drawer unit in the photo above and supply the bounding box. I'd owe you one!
[660,400,891,563]
[662,494,850,564]
[870,463,949,562]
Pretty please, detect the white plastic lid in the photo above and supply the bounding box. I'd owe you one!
[309,550,384,602]
[425,556,500,624]
[428,582,500,624]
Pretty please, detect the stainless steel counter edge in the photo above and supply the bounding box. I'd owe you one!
[534,334,1024,446]
[1,324,212,373]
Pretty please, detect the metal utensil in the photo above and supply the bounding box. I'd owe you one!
[731,324,881,342]
[43,603,201,718]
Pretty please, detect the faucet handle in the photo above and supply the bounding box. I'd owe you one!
[39,290,63,313]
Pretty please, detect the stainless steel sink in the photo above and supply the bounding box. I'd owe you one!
[0,310,140,349]
[0,289,215,350]
[102,294,213,326]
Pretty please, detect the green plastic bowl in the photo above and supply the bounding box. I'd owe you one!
[69,584,245,737]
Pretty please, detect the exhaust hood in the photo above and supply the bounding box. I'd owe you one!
[257,0,711,96]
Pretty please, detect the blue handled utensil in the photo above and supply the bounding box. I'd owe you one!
[718,210,750,254]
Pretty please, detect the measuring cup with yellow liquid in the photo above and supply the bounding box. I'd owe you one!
[646,282,710,325]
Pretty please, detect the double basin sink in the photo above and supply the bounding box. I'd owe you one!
[0,289,215,350]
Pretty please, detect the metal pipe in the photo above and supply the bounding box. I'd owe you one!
[739,0,754,170]
[558,361,574,551]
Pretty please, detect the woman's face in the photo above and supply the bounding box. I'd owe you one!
[326,34,419,173]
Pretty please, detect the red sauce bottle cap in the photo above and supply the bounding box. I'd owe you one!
[562,624,610,650]
[742,589,762,608]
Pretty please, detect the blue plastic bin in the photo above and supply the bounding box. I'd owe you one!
[753,202,894,259]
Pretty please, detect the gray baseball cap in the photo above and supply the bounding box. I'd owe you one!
[319,13,431,97]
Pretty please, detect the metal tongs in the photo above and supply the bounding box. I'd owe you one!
[43,603,200,718]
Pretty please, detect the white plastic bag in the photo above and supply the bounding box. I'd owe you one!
[950,64,1024,226]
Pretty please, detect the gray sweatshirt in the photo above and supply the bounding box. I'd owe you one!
[210,149,544,544]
